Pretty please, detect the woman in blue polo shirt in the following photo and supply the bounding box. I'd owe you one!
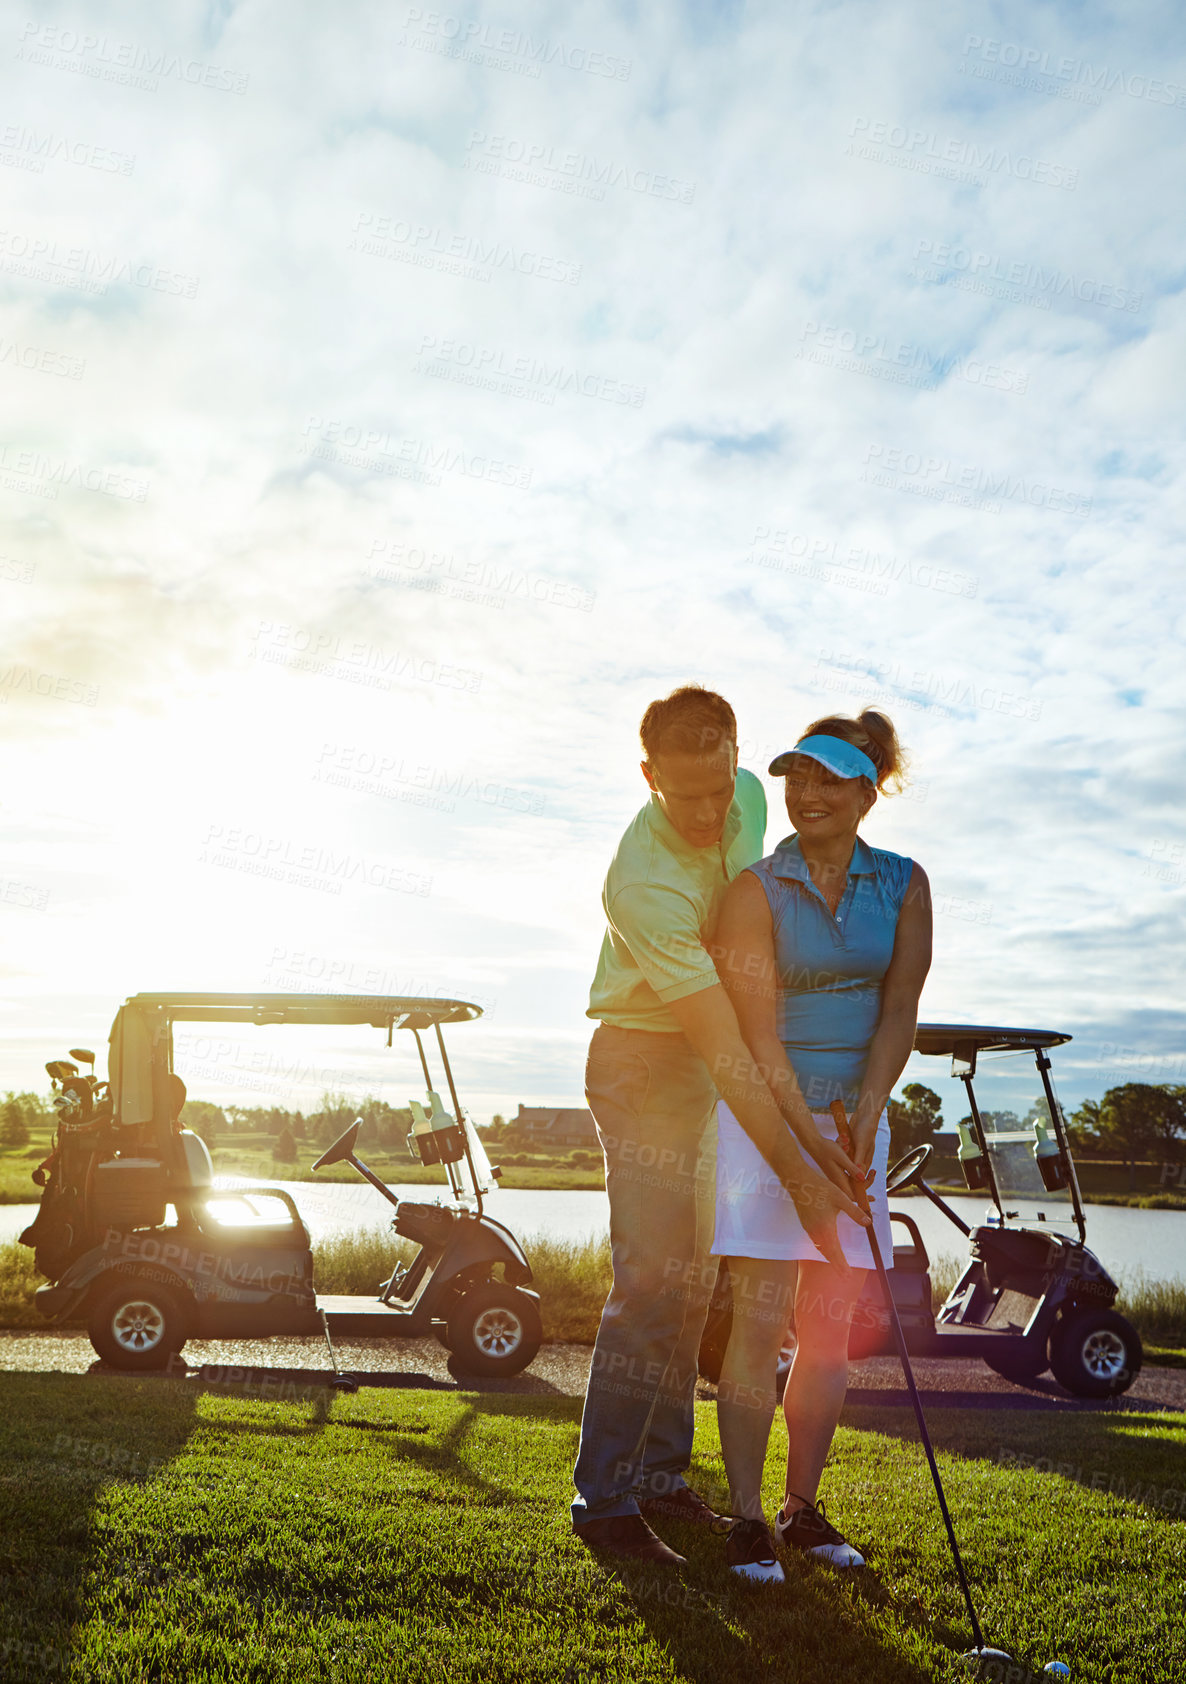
[711,711,932,1582]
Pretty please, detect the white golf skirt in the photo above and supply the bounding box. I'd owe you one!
[711,1101,894,1269]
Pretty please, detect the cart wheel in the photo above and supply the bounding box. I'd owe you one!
[88,1276,189,1372]
[1048,1307,1141,1397]
[983,1345,1050,1385]
[446,1284,542,1377]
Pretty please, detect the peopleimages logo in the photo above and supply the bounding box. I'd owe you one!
[862,443,1092,519]
[0,442,148,501]
[749,527,978,599]
[797,320,1029,396]
[846,116,1078,190]
[464,131,695,204]
[959,34,1186,107]
[415,335,645,408]
[911,239,1142,314]
[349,213,581,286]
[0,124,135,175]
[16,22,250,93]
[0,229,200,298]
[301,416,532,490]
[400,9,631,80]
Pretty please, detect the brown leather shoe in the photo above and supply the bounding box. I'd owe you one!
[638,1486,729,1531]
[573,1514,686,1564]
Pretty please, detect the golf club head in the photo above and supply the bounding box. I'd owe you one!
[964,1649,1018,1682]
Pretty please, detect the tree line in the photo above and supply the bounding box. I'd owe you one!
[177,1094,416,1163]
[5,1082,1185,1188]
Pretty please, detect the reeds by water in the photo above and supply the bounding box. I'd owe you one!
[1,1229,1184,1352]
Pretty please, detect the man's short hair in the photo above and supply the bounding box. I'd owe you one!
[639,685,737,763]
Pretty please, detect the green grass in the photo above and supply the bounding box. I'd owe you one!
[7,1134,1184,1204]
[206,1142,606,1191]
[0,1127,55,1202]
[0,1374,1182,1682]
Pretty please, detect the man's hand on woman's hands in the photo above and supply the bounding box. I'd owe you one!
[787,1167,871,1274]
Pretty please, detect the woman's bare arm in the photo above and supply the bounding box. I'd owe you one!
[849,862,933,1170]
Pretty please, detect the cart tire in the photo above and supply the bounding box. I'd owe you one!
[983,1346,1049,1385]
[88,1276,189,1371]
[446,1284,542,1376]
[1048,1307,1141,1398]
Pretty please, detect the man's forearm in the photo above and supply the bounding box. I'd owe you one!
[706,1041,820,1195]
[737,1027,830,1150]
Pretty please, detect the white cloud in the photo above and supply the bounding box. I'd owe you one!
[0,0,1182,1123]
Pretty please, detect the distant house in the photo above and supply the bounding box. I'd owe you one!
[515,1105,598,1148]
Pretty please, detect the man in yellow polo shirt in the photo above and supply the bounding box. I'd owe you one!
[572,685,868,1563]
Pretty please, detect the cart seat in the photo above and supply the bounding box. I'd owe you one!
[395,1202,457,1247]
[179,1129,213,1187]
[971,1225,1061,1275]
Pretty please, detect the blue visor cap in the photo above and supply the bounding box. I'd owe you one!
[768,735,878,782]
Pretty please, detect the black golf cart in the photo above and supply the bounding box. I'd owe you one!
[21,993,542,1380]
[700,1023,1142,1399]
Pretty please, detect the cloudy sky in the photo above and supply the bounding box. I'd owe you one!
[1,0,1183,1127]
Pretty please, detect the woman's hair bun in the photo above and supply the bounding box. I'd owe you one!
[800,709,908,793]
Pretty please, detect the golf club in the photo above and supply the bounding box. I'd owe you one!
[828,1099,1016,1679]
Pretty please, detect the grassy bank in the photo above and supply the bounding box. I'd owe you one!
[0,1126,54,1203]
[0,1131,607,1201]
[923,1180,1186,1212]
[4,1229,1186,1356]
[0,1373,1183,1681]
[8,1131,1186,1204]
[210,1149,608,1193]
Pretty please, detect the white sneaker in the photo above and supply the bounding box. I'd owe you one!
[726,1516,786,1583]
[775,1495,865,1568]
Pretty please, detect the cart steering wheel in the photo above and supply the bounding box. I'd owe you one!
[885,1142,933,1194]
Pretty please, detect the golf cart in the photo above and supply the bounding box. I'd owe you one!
[700,1023,1142,1399]
[21,993,542,1380]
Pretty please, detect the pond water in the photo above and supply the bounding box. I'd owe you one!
[3,1178,1184,1285]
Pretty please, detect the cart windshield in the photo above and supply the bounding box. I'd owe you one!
[967,1047,1078,1230]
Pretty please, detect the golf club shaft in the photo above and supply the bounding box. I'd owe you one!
[866,1220,985,1653]
[830,1102,985,1653]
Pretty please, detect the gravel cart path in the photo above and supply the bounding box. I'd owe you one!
[2,1329,1183,1412]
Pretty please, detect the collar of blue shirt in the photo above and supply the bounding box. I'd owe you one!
[769,832,876,882]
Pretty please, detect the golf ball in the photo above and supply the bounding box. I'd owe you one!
[1043,1666,1071,1679]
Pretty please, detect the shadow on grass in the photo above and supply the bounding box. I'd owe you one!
[842,1399,1186,1525]
[842,1376,1186,1413]
[419,1397,941,1684]
[588,1526,939,1684]
[0,1371,199,1683]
